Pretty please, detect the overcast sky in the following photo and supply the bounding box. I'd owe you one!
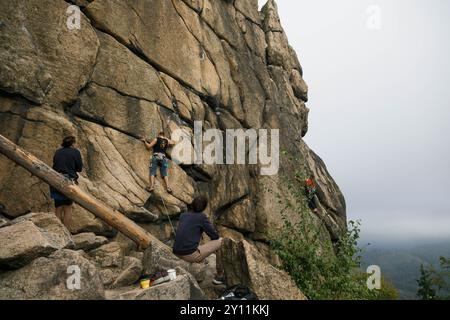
[260,0,450,244]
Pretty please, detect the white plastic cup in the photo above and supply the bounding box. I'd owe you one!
[168,269,177,281]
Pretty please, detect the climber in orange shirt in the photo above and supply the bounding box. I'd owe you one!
[305,176,318,213]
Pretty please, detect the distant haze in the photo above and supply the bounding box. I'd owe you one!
[260,0,450,244]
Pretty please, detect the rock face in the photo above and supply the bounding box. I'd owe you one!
[221,239,306,300]
[0,249,105,300]
[0,0,346,300]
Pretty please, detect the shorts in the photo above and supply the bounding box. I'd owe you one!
[150,155,169,177]
[54,199,74,208]
[50,188,73,208]
[50,174,75,208]
[308,199,317,210]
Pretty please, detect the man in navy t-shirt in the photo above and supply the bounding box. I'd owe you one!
[50,135,83,227]
[173,196,224,285]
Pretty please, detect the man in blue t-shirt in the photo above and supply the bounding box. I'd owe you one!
[173,196,224,285]
[51,135,83,227]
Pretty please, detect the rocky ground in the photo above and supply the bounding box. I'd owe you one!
[0,0,346,299]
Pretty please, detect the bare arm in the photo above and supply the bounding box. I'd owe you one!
[141,137,157,150]
[164,136,177,146]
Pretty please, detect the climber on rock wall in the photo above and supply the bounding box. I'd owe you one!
[140,132,177,194]
[50,136,83,228]
[305,176,319,213]
[172,196,225,285]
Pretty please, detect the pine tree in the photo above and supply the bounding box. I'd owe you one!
[417,264,437,300]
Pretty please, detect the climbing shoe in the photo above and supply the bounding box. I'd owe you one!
[212,276,225,285]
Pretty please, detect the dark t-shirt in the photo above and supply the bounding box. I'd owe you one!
[52,147,83,180]
[153,137,169,155]
[172,211,220,256]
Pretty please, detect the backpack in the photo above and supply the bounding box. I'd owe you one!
[218,285,259,300]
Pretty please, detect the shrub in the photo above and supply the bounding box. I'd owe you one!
[269,162,397,300]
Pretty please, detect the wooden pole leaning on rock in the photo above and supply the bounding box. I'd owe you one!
[0,134,157,249]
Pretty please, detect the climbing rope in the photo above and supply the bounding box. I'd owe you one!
[158,184,177,237]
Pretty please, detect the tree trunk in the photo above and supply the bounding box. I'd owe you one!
[0,134,156,249]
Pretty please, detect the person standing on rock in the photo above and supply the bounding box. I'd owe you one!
[140,131,176,194]
[50,136,83,228]
[173,196,225,285]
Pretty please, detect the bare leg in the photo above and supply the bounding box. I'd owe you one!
[55,206,64,222]
[62,205,72,229]
[164,176,172,193]
[146,176,155,192]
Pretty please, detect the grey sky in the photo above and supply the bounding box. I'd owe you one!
[260,0,450,243]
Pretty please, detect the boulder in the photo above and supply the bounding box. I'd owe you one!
[72,232,108,251]
[11,212,74,248]
[64,205,116,237]
[88,242,146,289]
[142,242,207,299]
[221,238,306,300]
[109,274,191,300]
[0,213,73,268]
[89,242,124,269]
[111,256,143,289]
[0,249,105,300]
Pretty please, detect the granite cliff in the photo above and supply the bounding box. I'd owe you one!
[0,0,346,300]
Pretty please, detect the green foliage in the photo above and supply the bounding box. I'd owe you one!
[417,257,450,300]
[270,215,388,299]
[376,277,400,300]
[417,264,437,300]
[269,157,398,300]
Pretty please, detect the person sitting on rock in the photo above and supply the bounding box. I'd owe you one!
[305,176,318,213]
[140,131,176,194]
[172,196,225,285]
[50,135,83,228]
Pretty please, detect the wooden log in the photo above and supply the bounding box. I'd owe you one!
[0,134,157,249]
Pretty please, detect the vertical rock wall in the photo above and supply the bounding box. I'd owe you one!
[0,0,346,283]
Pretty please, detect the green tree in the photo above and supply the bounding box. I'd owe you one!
[371,277,399,300]
[270,153,398,300]
[417,264,437,300]
[437,257,450,299]
[417,257,450,300]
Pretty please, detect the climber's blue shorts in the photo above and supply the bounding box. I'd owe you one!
[149,155,169,177]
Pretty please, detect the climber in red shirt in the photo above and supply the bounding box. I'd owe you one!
[305,176,318,213]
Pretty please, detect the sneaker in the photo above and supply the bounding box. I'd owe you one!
[212,276,225,285]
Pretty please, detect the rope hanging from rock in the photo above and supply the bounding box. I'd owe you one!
[158,183,177,237]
